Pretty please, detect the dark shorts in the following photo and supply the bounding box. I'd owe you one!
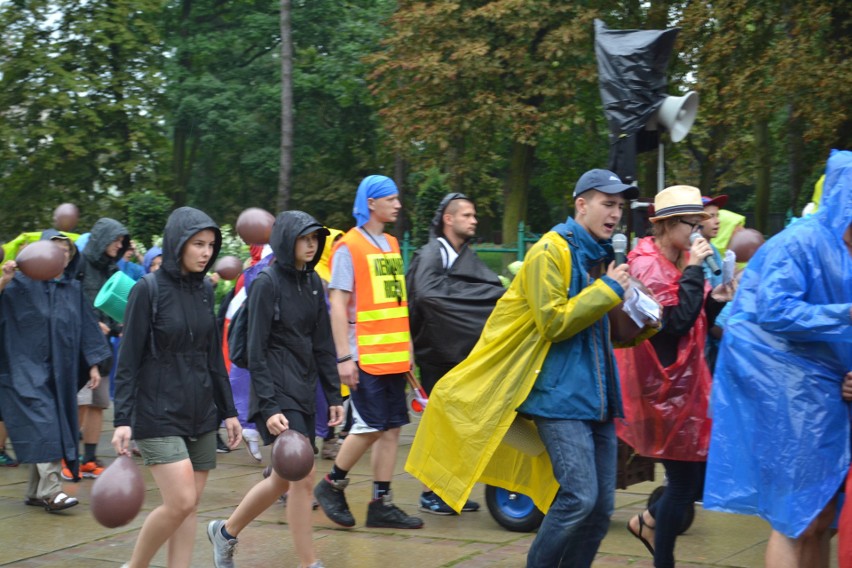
[349,367,409,434]
[257,409,318,453]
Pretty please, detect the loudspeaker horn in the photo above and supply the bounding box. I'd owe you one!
[647,91,699,143]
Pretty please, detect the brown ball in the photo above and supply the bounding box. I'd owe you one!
[52,203,80,232]
[271,430,314,482]
[728,228,765,263]
[236,208,275,245]
[214,255,243,280]
[15,241,66,280]
[90,456,145,528]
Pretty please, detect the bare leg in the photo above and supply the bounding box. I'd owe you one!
[0,420,8,447]
[225,469,291,536]
[127,460,198,568]
[765,500,836,568]
[371,428,400,482]
[334,430,380,472]
[167,469,209,568]
[82,407,104,449]
[287,468,318,567]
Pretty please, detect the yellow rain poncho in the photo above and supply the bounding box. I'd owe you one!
[405,230,626,513]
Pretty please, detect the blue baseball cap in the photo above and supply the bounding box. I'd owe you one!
[573,169,638,200]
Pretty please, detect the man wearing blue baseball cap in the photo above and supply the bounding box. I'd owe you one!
[406,168,649,567]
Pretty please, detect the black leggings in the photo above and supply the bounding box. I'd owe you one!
[647,459,706,568]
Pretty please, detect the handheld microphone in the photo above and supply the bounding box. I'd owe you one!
[612,233,628,265]
[689,232,721,275]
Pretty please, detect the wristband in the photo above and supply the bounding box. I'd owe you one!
[336,354,352,364]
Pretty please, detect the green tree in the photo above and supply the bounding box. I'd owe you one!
[0,0,168,238]
[125,190,174,248]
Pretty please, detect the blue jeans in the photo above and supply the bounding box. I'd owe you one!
[526,419,617,568]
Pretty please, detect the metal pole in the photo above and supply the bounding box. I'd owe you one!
[657,141,665,193]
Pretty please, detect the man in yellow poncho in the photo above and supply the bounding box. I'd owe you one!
[407,169,640,567]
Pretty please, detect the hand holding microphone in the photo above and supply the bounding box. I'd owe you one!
[608,233,631,291]
[688,232,721,275]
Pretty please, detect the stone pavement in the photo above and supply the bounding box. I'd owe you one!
[0,412,839,567]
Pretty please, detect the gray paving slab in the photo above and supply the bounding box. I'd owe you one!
[0,411,839,567]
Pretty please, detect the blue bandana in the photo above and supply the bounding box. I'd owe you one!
[353,175,398,227]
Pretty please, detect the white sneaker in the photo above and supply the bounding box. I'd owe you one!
[207,519,238,568]
[243,428,262,462]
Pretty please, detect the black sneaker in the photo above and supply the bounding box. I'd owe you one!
[216,434,230,453]
[366,493,424,529]
[314,477,355,527]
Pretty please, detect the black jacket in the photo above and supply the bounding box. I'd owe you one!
[113,207,237,439]
[248,210,342,434]
[78,218,130,337]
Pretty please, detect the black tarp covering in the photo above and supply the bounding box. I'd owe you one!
[594,19,680,183]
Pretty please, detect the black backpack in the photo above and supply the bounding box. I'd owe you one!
[227,266,280,369]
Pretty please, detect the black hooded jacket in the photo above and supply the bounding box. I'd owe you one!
[78,218,130,336]
[113,207,237,438]
[247,210,342,435]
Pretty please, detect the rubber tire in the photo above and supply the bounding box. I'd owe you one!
[647,485,695,535]
[485,485,544,533]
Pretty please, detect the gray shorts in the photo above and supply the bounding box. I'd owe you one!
[135,430,217,471]
[76,374,111,409]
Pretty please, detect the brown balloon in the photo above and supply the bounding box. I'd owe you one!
[90,456,146,528]
[52,203,80,232]
[214,255,243,280]
[236,207,275,245]
[271,430,314,482]
[728,228,765,263]
[15,241,66,280]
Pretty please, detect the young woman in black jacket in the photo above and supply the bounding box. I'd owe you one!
[207,210,343,568]
[112,207,242,568]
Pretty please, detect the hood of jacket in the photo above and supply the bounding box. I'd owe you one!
[817,149,852,239]
[142,246,163,273]
[269,210,329,273]
[160,207,222,281]
[83,218,129,269]
[40,228,79,279]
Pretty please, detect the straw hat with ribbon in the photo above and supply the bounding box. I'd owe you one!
[648,185,711,223]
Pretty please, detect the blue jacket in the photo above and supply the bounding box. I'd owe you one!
[518,217,625,421]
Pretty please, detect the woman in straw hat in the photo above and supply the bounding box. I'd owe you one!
[618,185,734,568]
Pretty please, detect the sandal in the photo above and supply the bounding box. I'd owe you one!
[41,491,79,512]
[627,513,655,555]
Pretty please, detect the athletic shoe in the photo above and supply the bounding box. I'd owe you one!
[320,437,339,460]
[60,460,78,482]
[366,493,424,529]
[80,460,104,479]
[243,428,262,462]
[216,433,230,453]
[314,476,355,527]
[304,562,325,568]
[419,492,456,515]
[0,449,18,467]
[207,519,238,568]
[462,498,481,512]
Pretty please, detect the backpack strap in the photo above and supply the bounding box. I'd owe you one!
[259,265,281,322]
[140,272,159,358]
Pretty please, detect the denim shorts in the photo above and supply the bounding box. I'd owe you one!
[135,430,217,471]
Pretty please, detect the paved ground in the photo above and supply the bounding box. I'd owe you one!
[0,412,839,567]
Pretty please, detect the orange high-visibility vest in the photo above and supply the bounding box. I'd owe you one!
[332,228,410,375]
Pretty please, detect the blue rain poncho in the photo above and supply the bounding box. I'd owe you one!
[704,149,852,538]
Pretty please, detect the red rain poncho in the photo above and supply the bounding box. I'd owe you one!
[615,236,712,461]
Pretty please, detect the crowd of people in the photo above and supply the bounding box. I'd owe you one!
[0,149,849,568]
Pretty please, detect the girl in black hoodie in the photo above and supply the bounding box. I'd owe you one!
[112,207,242,568]
[206,210,343,568]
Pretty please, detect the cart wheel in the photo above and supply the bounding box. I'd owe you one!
[647,485,695,534]
[485,485,544,532]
